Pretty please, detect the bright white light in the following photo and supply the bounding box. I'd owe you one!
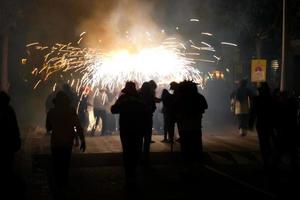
[84,47,202,92]
[221,42,238,47]
[201,32,213,36]
[190,18,199,22]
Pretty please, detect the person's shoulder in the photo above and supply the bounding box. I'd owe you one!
[197,93,206,99]
[4,105,17,115]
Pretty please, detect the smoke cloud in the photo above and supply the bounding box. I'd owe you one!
[77,0,163,50]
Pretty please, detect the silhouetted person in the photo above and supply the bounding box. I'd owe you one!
[249,82,276,170]
[45,90,58,114]
[46,91,86,199]
[161,82,178,143]
[92,90,109,136]
[63,84,81,144]
[78,87,92,135]
[111,82,145,186]
[0,91,21,193]
[62,83,78,109]
[175,81,207,164]
[149,80,162,135]
[231,79,254,136]
[273,91,299,171]
[139,81,157,165]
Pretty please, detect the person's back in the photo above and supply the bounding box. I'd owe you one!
[47,106,79,148]
[111,82,145,185]
[46,91,85,149]
[250,83,274,129]
[111,91,145,133]
[161,89,173,114]
[175,81,207,164]
[46,91,85,198]
[176,82,208,130]
[0,91,21,159]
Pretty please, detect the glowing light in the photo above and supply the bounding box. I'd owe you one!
[28,37,203,93]
[80,32,86,37]
[221,42,238,47]
[201,42,212,47]
[213,55,221,60]
[21,58,27,65]
[84,46,202,92]
[190,18,199,22]
[26,42,39,47]
[201,32,213,36]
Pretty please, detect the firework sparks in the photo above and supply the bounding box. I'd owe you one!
[221,42,238,47]
[27,24,238,94]
[28,36,203,93]
[190,18,199,22]
[201,32,213,36]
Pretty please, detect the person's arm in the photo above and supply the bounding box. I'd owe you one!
[73,109,86,152]
[46,110,52,133]
[155,97,162,103]
[9,107,21,152]
[249,97,257,130]
[111,95,124,114]
[199,94,208,112]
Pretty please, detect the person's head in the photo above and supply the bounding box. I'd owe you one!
[121,81,137,95]
[258,82,270,96]
[148,80,157,90]
[140,82,152,93]
[0,91,10,106]
[170,81,178,91]
[53,91,70,107]
[62,83,71,92]
[239,79,248,87]
[178,80,198,95]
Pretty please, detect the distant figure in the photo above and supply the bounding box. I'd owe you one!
[149,80,162,134]
[249,82,276,170]
[0,91,21,182]
[161,81,178,143]
[231,79,254,136]
[139,81,158,165]
[78,88,90,134]
[175,81,208,164]
[111,82,145,186]
[273,91,299,171]
[92,90,109,136]
[46,91,86,198]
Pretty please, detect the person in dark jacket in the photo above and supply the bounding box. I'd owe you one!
[161,82,178,143]
[175,81,208,164]
[249,82,276,170]
[0,91,21,185]
[138,82,157,165]
[111,82,146,185]
[46,91,85,198]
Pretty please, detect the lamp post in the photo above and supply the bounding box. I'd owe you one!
[280,0,286,91]
[1,31,9,92]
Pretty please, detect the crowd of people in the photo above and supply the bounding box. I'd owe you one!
[231,79,300,172]
[111,80,207,185]
[1,78,299,199]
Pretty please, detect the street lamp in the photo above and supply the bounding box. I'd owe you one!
[280,0,286,91]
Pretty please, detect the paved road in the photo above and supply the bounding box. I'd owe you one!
[14,126,299,200]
